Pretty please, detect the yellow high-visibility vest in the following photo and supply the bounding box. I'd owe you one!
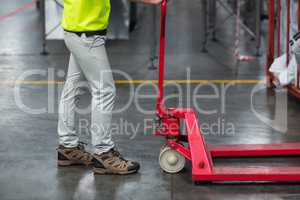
[62,0,110,32]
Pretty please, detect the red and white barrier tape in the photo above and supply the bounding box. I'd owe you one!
[0,0,37,22]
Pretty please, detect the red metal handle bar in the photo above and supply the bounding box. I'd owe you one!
[277,0,281,57]
[286,0,291,66]
[156,0,167,115]
[266,0,275,86]
[298,0,300,88]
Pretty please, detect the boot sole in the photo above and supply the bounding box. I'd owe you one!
[93,167,138,175]
[57,160,89,167]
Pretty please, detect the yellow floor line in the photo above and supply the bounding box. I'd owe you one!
[0,79,265,86]
[115,80,264,84]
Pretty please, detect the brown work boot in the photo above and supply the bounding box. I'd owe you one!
[92,149,140,175]
[57,143,93,167]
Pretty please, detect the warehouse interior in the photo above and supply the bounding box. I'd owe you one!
[1,0,300,199]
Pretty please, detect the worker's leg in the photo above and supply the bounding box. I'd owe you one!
[63,32,115,155]
[58,54,86,148]
[57,53,94,167]
[62,32,139,174]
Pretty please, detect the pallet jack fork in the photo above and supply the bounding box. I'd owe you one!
[155,0,300,183]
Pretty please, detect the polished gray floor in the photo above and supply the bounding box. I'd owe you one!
[1,0,300,200]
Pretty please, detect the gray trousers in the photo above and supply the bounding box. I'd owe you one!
[58,31,115,154]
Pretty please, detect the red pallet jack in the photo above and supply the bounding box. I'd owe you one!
[155,0,300,183]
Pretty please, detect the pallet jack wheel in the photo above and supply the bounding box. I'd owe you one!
[159,145,185,174]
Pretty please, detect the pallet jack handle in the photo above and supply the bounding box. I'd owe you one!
[156,0,167,116]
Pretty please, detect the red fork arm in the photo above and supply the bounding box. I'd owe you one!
[208,143,300,157]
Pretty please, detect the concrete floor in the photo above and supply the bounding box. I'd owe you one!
[1,0,300,200]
